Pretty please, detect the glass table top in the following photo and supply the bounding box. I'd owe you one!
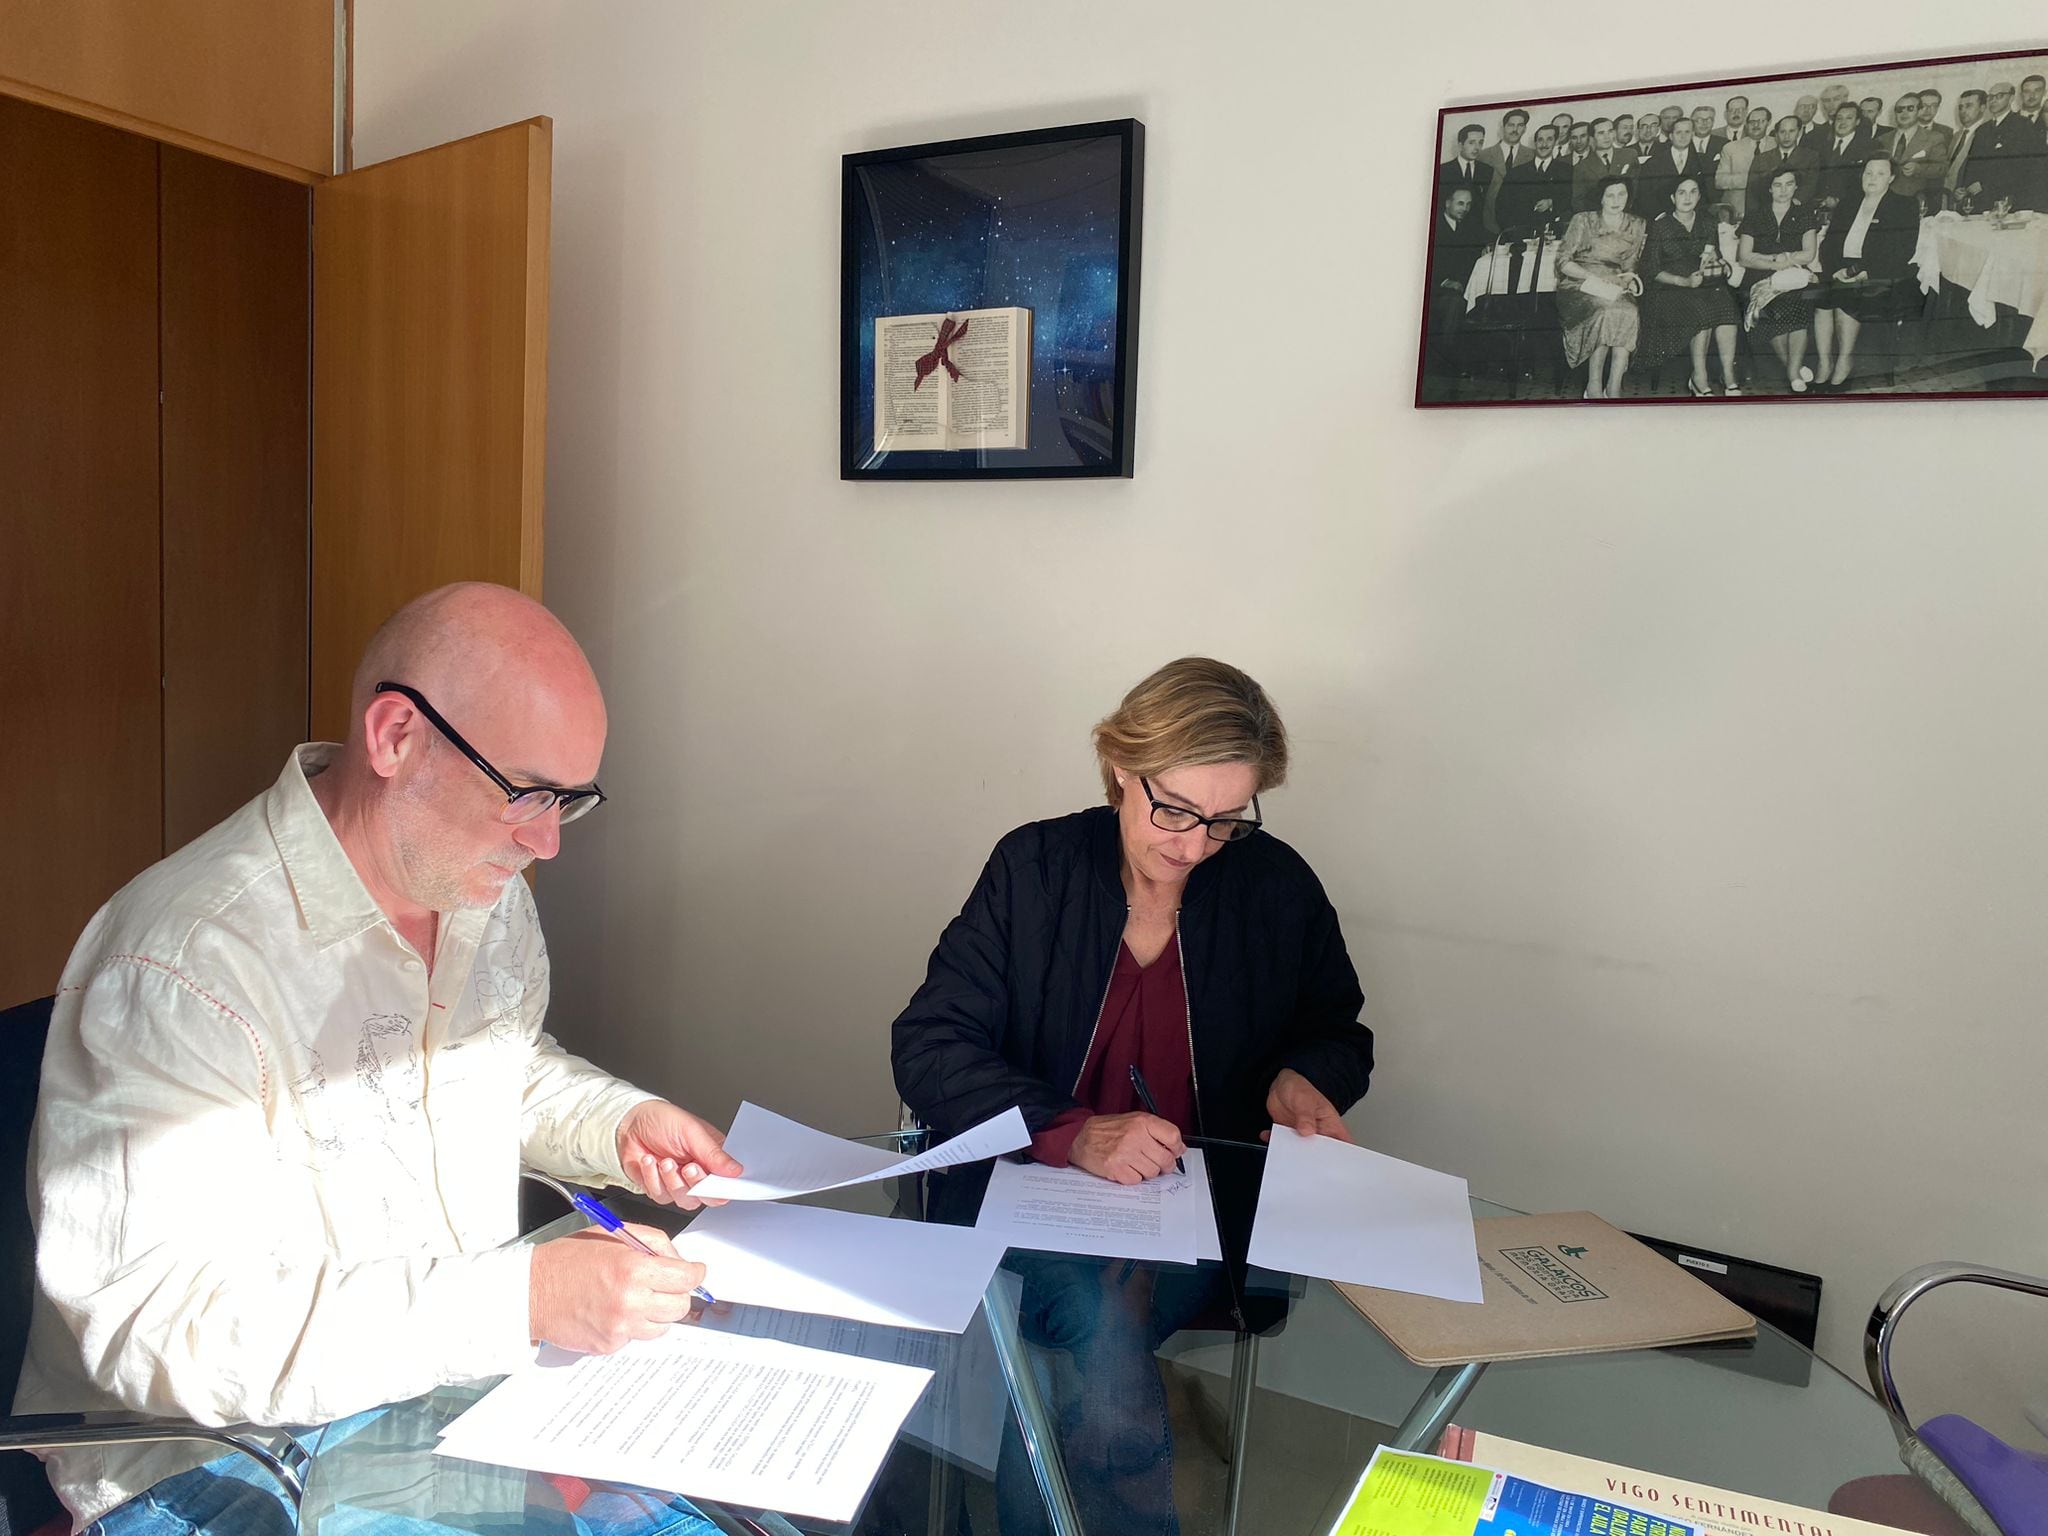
[297,1163,1908,1536]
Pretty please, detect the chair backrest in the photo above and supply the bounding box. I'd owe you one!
[1,995,62,1536]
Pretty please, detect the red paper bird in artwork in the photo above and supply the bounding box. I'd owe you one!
[913,316,969,390]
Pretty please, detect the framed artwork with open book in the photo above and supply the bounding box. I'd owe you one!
[841,119,1144,479]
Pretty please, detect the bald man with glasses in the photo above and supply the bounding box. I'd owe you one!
[18,583,735,1536]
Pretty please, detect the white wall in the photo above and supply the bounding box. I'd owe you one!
[353,1,2048,1428]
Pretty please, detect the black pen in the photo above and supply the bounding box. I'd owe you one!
[1126,1065,1186,1175]
[1185,1133,1267,1153]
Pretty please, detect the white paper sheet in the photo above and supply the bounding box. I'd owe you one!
[1247,1130,1483,1303]
[434,1328,931,1523]
[973,1152,1216,1264]
[673,1201,1006,1333]
[690,1103,1030,1201]
[698,1289,1012,1476]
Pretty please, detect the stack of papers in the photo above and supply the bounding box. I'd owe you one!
[974,1148,1223,1264]
[687,1103,1029,1202]
[436,1327,931,1522]
[442,1107,1489,1527]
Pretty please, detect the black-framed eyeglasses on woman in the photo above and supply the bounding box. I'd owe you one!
[375,682,608,825]
[1140,777,1261,842]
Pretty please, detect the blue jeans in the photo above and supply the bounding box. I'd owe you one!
[995,1254,1228,1536]
[85,1407,717,1536]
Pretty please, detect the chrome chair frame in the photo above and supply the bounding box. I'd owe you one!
[0,1416,308,1510]
[1864,1261,2048,1434]
[1860,1262,2048,1536]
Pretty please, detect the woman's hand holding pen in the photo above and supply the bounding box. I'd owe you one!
[616,1100,743,1209]
[529,1225,709,1355]
[1069,1112,1186,1185]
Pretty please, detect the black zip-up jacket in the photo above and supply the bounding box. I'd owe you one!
[891,806,1374,1152]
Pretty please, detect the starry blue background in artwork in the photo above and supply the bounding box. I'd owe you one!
[849,134,1125,470]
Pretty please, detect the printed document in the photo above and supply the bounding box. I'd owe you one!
[673,1201,1007,1333]
[690,1104,1029,1202]
[699,1286,1014,1476]
[975,1149,1219,1264]
[435,1327,930,1523]
[1249,1130,1483,1302]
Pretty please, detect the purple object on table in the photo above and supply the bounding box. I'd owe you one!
[1919,1414,2048,1536]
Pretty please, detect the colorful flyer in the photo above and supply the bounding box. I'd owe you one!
[1329,1447,1700,1536]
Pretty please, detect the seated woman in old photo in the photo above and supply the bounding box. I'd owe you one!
[1637,174,1743,395]
[1555,174,1648,399]
[1738,164,1823,393]
[1812,154,1922,392]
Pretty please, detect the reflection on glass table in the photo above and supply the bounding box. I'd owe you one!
[297,1136,1912,1536]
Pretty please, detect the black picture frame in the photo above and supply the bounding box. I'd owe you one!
[841,118,1144,479]
[1418,47,2048,407]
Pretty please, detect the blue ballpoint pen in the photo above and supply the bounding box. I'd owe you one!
[532,1174,716,1306]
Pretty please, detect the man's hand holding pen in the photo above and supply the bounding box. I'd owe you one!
[529,1224,710,1355]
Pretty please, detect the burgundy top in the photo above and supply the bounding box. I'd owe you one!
[1027,931,1196,1168]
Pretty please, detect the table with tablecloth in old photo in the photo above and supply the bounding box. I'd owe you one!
[1914,211,2048,368]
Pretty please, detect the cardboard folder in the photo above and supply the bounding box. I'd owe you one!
[1335,1210,1756,1366]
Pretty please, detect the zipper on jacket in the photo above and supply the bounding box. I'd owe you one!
[1173,911,1207,1139]
[1177,910,1243,1330]
[1071,916,1123,1096]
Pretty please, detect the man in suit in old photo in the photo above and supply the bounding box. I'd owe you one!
[1439,122,1495,228]
[1430,185,1485,300]
[1631,112,1665,169]
[1497,123,1572,234]
[1816,100,1879,211]
[1478,108,1533,233]
[1915,89,1954,152]
[1947,88,1991,208]
[1634,117,1712,218]
[1887,93,1950,212]
[1426,182,1486,387]
[2010,74,2048,210]
[1689,105,1728,168]
[1794,94,1825,146]
[1572,117,1633,212]
[1972,81,2035,211]
[1751,113,1820,207]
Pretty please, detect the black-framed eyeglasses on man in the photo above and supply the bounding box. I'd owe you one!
[375,682,608,826]
[1140,776,1261,843]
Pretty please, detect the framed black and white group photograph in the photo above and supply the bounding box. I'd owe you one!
[1420,48,2048,406]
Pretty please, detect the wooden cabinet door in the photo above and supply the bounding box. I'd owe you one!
[310,118,550,740]
[0,99,161,1009]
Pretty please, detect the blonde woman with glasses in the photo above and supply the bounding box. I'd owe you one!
[891,656,1373,1536]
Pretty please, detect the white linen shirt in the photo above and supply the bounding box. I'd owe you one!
[15,745,656,1528]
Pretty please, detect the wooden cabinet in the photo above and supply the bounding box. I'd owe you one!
[0,90,552,1009]
[311,120,552,739]
[0,99,162,1010]
[0,0,339,179]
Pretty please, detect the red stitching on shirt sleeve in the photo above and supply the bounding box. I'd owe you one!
[95,954,272,1103]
